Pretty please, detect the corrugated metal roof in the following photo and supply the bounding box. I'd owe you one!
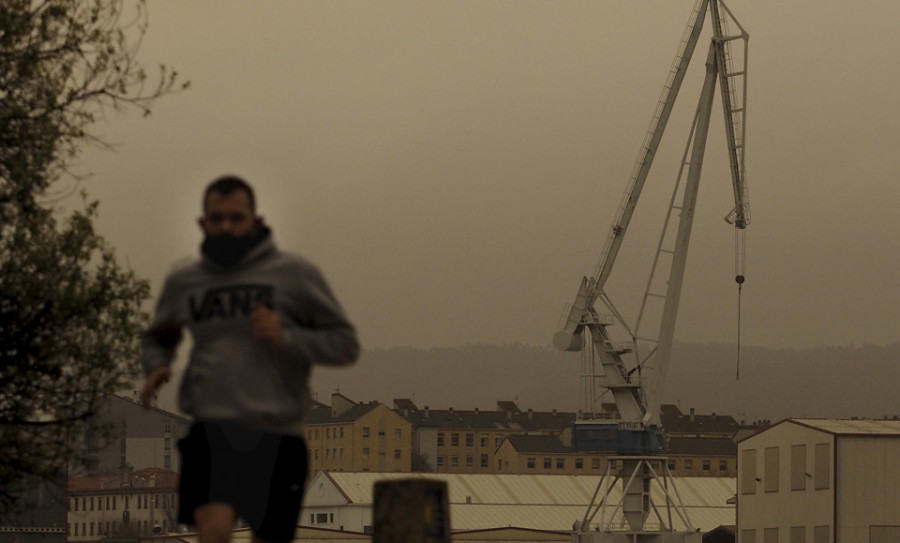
[791,419,900,436]
[317,472,734,533]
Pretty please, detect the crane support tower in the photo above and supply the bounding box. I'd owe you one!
[555,1,749,541]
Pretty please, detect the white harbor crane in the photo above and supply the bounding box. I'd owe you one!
[554,0,749,540]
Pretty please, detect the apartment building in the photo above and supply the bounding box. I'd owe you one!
[396,399,574,473]
[81,394,190,477]
[306,393,413,473]
[495,434,609,475]
[67,467,179,541]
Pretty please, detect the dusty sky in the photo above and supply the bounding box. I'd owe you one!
[78,0,899,368]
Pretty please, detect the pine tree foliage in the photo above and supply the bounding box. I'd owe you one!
[0,0,186,512]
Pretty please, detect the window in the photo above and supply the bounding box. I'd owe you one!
[527,457,535,469]
[316,513,329,524]
[394,428,401,439]
[436,455,445,467]
[702,460,711,471]
[764,447,780,492]
[814,443,830,490]
[668,459,676,471]
[394,449,401,460]
[437,433,445,447]
[543,458,552,469]
[813,526,829,543]
[466,455,473,467]
[558,458,566,469]
[495,435,503,448]
[790,526,805,543]
[73,498,78,511]
[164,455,171,469]
[451,454,459,467]
[327,428,332,439]
[741,529,755,543]
[75,524,79,536]
[165,422,172,433]
[480,435,488,447]
[575,458,583,469]
[465,433,474,447]
[741,449,757,494]
[480,454,488,468]
[763,527,778,543]
[719,460,728,472]
[591,458,601,469]
[684,459,693,471]
[362,427,370,438]
[451,433,459,446]
[164,437,171,450]
[363,448,370,459]
[791,444,807,490]
[90,497,94,510]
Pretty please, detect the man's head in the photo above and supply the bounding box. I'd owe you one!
[199,175,266,267]
[199,175,261,238]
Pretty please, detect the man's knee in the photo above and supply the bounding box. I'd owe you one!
[195,503,236,543]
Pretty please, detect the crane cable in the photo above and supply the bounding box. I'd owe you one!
[735,228,746,380]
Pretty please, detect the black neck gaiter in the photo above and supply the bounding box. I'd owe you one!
[201,228,266,268]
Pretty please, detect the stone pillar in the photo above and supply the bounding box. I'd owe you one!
[373,479,450,543]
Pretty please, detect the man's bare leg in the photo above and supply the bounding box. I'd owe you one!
[195,503,237,543]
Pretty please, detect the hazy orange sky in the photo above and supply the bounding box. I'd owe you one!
[78,0,899,367]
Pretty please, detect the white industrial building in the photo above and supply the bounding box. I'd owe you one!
[300,470,735,534]
[737,418,900,543]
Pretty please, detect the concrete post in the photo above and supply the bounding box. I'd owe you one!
[373,479,450,543]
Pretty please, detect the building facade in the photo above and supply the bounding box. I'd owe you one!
[67,467,180,541]
[306,394,413,473]
[397,400,575,474]
[737,418,900,543]
[82,394,190,477]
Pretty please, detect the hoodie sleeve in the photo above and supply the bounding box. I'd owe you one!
[281,263,360,366]
[141,274,184,376]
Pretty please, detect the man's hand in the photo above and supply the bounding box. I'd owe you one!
[140,366,172,408]
[251,303,284,347]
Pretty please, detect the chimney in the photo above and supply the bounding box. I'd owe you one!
[424,406,429,418]
[527,408,533,420]
[689,408,695,423]
[475,407,479,414]
[121,463,134,488]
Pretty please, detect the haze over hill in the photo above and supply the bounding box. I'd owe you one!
[311,342,900,424]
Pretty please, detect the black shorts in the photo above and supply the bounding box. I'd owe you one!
[178,421,309,543]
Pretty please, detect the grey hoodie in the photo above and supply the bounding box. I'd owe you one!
[141,231,359,436]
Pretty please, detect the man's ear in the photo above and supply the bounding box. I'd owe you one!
[198,217,207,233]
[254,216,265,228]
